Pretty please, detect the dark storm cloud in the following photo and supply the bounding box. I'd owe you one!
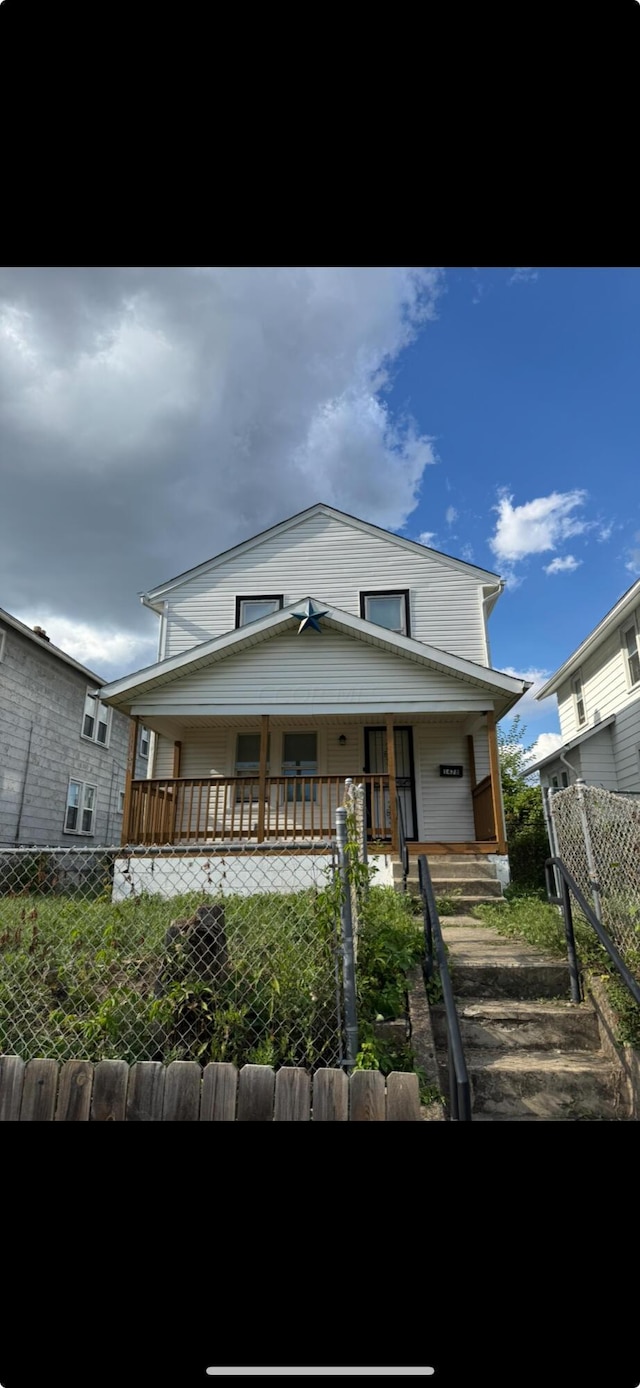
[0,267,441,675]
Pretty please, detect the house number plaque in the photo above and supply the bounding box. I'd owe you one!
[439,764,463,777]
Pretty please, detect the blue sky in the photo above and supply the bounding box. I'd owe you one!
[1,266,638,762]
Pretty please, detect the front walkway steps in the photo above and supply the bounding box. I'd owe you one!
[431,922,630,1121]
[393,853,504,913]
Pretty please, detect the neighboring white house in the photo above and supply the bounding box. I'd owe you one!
[0,607,148,847]
[99,503,529,857]
[526,576,640,793]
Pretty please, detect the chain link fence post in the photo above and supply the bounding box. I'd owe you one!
[335,805,359,1068]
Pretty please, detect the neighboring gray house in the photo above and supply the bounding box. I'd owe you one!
[526,576,640,792]
[0,608,148,847]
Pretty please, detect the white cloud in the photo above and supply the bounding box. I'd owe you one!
[500,666,552,719]
[597,522,613,542]
[625,531,640,575]
[509,268,538,284]
[417,530,437,547]
[445,505,458,525]
[460,543,474,562]
[14,611,157,680]
[489,489,589,565]
[543,554,582,575]
[524,732,564,767]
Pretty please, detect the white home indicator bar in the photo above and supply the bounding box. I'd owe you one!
[206,1371,435,1377]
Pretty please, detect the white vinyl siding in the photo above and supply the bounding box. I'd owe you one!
[579,727,619,790]
[132,630,497,716]
[161,512,489,664]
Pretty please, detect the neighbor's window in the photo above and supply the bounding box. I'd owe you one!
[139,725,150,758]
[622,616,640,688]
[571,673,586,726]
[551,776,559,788]
[236,596,283,627]
[0,630,5,661]
[65,779,96,835]
[360,590,410,637]
[119,791,126,814]
[561,771,569,788]
[82,690,111,746]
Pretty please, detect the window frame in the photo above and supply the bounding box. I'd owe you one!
[621,613,640,690]
[571,671,586,727]
[359,589,411,638]
[64,778,97,836]
[235,595,284,628]
[81,688,112,748]
[139,725,150,758]
[0,630,5,662]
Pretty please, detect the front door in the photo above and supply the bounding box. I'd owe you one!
[364,726,417,840]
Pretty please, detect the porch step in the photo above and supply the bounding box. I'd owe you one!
[406,884,504,912]
[418,876,503,897]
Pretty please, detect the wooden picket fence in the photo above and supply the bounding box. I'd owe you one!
[0,1055,421,1121]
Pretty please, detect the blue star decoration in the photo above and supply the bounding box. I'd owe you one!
[291,600,329,633]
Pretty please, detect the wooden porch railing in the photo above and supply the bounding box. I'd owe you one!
[471,774,496,841]
[125,773,391,846]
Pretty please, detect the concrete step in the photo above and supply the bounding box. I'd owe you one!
[441,924,571,999]
[431,998,601,1052]
[405,882,503,911]
[395,860,498,882]
[421,877,504,897]
[467,1050,621,1120]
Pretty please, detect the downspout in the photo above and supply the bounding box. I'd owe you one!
[482,581,504,666]
[15,721,34,843]
[559,748,579,783]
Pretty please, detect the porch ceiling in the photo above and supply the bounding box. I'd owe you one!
[140,710,483,737]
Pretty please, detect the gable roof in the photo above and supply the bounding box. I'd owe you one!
[524,715,616,776]
[140,502,503,610]
[0,606,106,684]
[100,595,529,714]
[537,576,640,700]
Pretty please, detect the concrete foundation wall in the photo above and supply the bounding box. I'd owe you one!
[112,850,394,900]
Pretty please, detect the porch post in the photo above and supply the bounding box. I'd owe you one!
[121,715,139,846]
[386,714,398,853]
[486,711,507,853]
[172,741,182,777]
[257,714,269,843]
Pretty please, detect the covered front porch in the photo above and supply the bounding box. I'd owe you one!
[121,711,506,853]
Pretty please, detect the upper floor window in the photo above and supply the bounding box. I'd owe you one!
[235,595,284,627]
[572,672,586,726]
[65,778,96,835]
[622,614,640,688]
[360,590,411,637]
[82,690,111,746]
[139,725,150,758]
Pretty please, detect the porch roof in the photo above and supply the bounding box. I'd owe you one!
[98,596,529,718]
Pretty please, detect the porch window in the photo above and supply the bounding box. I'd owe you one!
[235,595,283,627]
[235,732,270,800]
[571,673,586,726]
[282,731,317,802]
[360,590,410,637]
[622,615,640,688]
[82,689,111,746]
[65,779,96,835]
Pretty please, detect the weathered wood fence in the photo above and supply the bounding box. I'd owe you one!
[0,1056,421,1121]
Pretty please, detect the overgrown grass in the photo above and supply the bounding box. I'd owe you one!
[0,881,431,1073]
[473,891,640,1048]
[0,887,341,1068]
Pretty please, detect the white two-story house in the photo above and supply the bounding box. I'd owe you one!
[527,576,640,793]
[99,504,528,859]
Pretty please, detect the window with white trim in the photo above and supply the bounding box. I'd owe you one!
[139,725,150,758]
[571,673,586,726]
[82,690,111,746]
[65,779,97,835]
[622,614,640,688]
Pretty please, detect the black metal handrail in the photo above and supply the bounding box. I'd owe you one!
[545,856,640,1007]
[418,854,472,1122]
[396,793,409,891]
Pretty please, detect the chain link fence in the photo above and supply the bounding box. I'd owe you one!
[0,842,349,1070]
[547,781,640,972]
